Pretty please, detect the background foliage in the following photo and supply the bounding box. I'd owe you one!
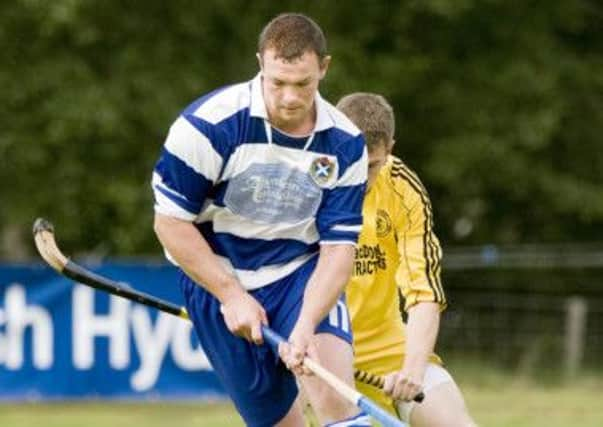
[2,0,602,258]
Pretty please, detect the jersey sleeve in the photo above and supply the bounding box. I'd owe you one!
[393,171,447,312]
[151,115,225,221]
[316,136,368,245]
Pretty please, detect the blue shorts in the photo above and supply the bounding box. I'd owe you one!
[179,255,353,427]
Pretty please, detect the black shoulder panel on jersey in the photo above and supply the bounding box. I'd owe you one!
[388,158,446,304]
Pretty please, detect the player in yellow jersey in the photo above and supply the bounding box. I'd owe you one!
[336,93,476,426]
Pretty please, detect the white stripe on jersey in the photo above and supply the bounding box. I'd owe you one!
[221,143,339,187]
[191,83,250,125]
[331,224,362,232]
[165,117,223,182]
[217,252,317,290]
[322,101,362,137]
[152,172,198,220]
[319,240,357,246]
[197,204,319,244]
[337,146,368,187]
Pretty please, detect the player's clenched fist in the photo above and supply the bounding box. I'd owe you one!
[278,321,318,376]
[383,370,423,402]
[220,290,268,345]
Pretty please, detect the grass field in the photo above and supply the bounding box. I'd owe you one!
[2,370,602,427]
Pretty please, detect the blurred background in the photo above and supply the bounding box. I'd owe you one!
[1,1,603,426]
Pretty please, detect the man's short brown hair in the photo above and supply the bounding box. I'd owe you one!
[258,13,327,61]
[336,92,395,149]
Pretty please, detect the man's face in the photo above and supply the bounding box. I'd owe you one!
[367,141,393,189]
[258,48,330,132]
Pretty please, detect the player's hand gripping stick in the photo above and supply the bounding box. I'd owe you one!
[261,326,407,427]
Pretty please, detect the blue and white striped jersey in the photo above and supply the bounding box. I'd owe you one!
[152,73,367,290]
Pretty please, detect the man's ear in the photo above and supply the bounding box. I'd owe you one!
[319,55,331,79]
[256,52,263,72]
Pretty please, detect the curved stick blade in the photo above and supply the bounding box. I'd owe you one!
[33,218,68,272]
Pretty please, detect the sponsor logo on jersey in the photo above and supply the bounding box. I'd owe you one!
[353,244,387,276]
[376,209,392,238]
[309,156,335,185]
[224,163,321,222]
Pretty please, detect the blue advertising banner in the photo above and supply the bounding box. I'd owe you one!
[0,262,226,401]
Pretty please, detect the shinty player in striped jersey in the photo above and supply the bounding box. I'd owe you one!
[152,14,372,427]
[336,93,477,426]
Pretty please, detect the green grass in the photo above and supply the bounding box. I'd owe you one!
[454,363,603,427]
[0,402,245,427]
[2,371,603,427]
[463,377,603,427]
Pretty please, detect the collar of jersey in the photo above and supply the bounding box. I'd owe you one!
[249,72,335,133]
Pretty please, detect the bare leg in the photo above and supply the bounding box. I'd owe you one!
[275,397,308,427]
[410,380,477,427]
[297,384,321,426]
[298,333,360,425]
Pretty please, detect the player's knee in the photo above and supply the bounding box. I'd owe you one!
[305,383,358,422]
[407,380,476,427]
[324,411,371,426]
[411,410,476,427]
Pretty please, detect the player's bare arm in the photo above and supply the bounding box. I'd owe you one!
[383,302,440,401]
[279,243,355,375]
[153,213,267,344]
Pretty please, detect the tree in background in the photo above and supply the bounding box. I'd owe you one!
[1,0,602,259]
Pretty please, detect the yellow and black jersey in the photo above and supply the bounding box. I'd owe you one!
[347,155,447,370]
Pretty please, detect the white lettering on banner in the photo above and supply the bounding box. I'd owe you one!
[0,284,53,369]
[73,285,130,369]
[0,280,214,393]
[130,307,173,391]
[171,321,211,370]
[129,308,212,391]
[71,284,212,391]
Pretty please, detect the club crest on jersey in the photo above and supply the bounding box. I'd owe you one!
[310,156,335,185]
[376,209,392,237]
